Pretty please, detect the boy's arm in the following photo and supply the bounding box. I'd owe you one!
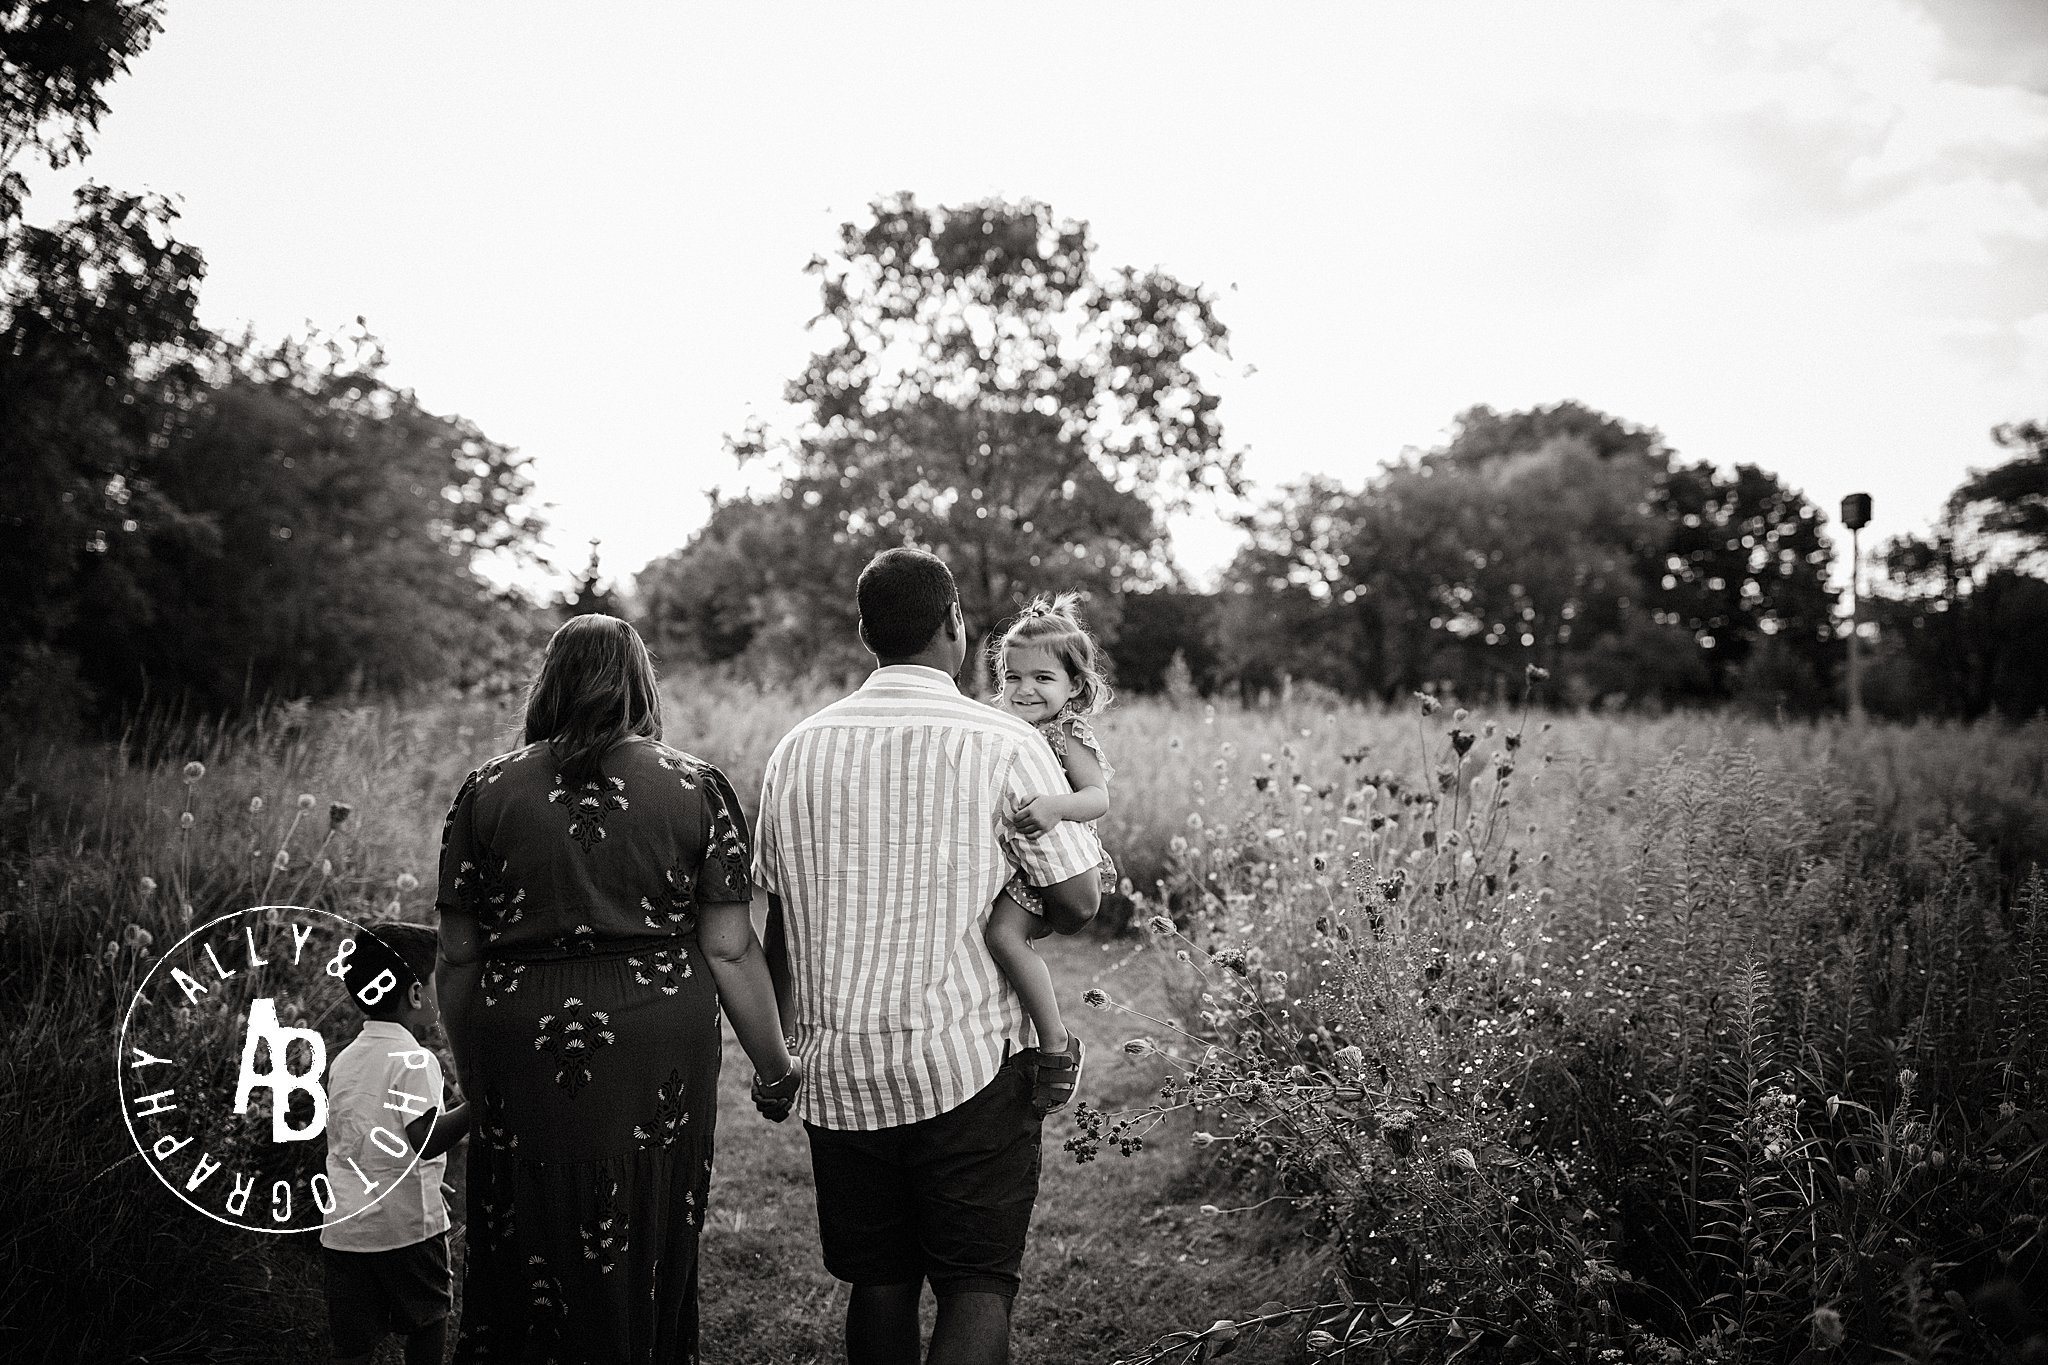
[405,1101,472,1160]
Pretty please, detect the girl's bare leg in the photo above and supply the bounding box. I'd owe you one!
[984,892,1067,1050]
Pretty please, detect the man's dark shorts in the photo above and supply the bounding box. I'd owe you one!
[322,1230,452,1357]
[805,1048,1042,1298]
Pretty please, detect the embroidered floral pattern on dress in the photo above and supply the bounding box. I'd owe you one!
[653,753,701,790]
[548,774,629,851]
[704,791,751,899]
[478,1085,518,1152]
[466,851,526,941]
[479,958,526,1008]
[640,860,697,933]
[633,1069,690,1148]
[628,944,691,994]
[534,996,616,1094]
[580,1179,626,1274]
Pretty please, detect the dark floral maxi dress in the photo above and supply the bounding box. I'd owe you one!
[435,737,753,1365]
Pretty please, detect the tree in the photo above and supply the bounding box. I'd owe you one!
[0,185,206,729]
[1643,461,1837,704]
[74,327,548,708]
[732,193,1240,660]
[1952,419,2048,564]
[0,0,164,223]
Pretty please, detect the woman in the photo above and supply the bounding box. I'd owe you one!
[434,615,798,1364]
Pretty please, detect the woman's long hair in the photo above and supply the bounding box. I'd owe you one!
[522,615,663,787]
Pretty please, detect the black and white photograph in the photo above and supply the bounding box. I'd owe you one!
[3,2,2046,1362]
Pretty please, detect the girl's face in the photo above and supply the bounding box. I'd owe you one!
[1001,643,1076,722]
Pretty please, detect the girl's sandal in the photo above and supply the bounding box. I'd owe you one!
[1032,1036,1085,1116]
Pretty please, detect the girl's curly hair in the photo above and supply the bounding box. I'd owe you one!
[990,592,1113,715]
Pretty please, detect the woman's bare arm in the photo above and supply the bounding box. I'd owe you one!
[700,901,794,1083]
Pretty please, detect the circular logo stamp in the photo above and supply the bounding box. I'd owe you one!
[118,905,437,1235]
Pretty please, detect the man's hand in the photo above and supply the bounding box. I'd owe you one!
[1010,795,1061,838]
[752,1057,803,1123]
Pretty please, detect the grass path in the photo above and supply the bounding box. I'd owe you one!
[695,930,1312,1363]
[241,933,1309,1364]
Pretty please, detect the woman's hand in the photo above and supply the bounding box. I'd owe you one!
[751,1056,803,1123]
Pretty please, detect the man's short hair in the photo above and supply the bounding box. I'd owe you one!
[343,922,437,1020]
[857,548,958,659]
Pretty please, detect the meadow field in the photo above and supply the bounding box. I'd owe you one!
[2,681,2044,1363]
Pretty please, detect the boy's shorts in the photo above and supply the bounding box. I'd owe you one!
[803,1048,1042,1298]
[322,1230,451,1356]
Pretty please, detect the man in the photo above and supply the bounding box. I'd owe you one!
[751,547,1103,1365]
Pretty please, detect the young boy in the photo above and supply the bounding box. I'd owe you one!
[320,922,471,1365]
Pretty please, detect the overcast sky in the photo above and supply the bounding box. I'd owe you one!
[23,0,2048,596]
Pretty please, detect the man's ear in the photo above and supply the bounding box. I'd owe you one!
[857,615,872,652]
[409,978,427,1011]
[944,602,963,639]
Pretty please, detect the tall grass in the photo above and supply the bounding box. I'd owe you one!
[2,679,2043,1361]
[1073,688,2048,1362]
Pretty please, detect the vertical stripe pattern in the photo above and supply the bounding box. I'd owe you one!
[753,665,1102,1130]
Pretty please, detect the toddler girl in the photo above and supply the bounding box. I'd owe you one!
[986,593,1120,1115]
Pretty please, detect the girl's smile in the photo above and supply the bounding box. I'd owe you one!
[1001,644,1075,722]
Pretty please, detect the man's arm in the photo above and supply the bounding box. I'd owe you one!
[1031,867,1100,935]
[764,892,792,1026]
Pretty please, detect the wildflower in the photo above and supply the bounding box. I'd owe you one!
[102,940,120,965]
[1452,707,1468,723]
[385,897,403,917]
[248,796,264,815]
[1264,827,1286,841]
[1333,1045,1364,1075]
[1169,835,1189,856]
[396,871,421,893]
[319,859,333,877]
[1930,1149,1947,1169]
[1213,758,1228,773]
[182,761,206,783]
[178,903,193,924]
[1446,1147,1479,1172]
[1854,1166,1872,1187]
[1190,1131,1219,1146]
[1186,813,1204,831]
[272,849,290,872]
[1810,1306,1845,1347]
[1167,735,1183,751]
[1122,1038,1154,1058]
[297,793,316,810]
[139,876,157,895]
[1898,1068,1917,1091]
[1448,729,1476,758]
[329,801,354,827]
[1311,853,1329,872]
[1199,1204,1221,1216]
[1413,692,1440,716]
[172,1007,193,1030]
[1999,1100,2018,1120]
[1082,988,1110,1010]
[1147,915,1175,936]
[123,923,154,952]
[1525,663,1550,683]
[1219,742,1236,759]
[179,811,194,829]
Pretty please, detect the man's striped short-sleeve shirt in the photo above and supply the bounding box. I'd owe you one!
[753,665,1103,1130]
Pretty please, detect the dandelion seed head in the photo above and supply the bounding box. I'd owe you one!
[123,924,153,951]
[182,761,205,783]
[272,850,290,872]
[248,796,263,814]
[396,871,421,893]
[1082,988,1109,1009]
[139,876,157,894]
[179,811,194,829]
[297,793,316,810]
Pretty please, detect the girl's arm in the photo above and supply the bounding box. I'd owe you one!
[700,901,796,1084]
[1012,741,1110,836]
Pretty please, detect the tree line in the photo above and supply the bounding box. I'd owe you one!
[8,5,2043,734]
[1,2,547,748]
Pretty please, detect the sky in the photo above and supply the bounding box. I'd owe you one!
[22,0,2048,598]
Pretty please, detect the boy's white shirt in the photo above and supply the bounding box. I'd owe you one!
[318,1019,451,1252]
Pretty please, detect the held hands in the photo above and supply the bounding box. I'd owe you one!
[1009,794,1063,839]
[751,1055,803,1123]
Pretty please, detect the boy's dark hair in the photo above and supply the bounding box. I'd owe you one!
[857,548,958,660]
[344,922,437,1020]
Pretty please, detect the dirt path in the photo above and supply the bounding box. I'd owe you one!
[695,932,1312,1363]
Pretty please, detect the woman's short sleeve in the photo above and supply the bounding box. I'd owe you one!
[693,765,754,905]
[435,767,485,919]
[1061,714,1116,785]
